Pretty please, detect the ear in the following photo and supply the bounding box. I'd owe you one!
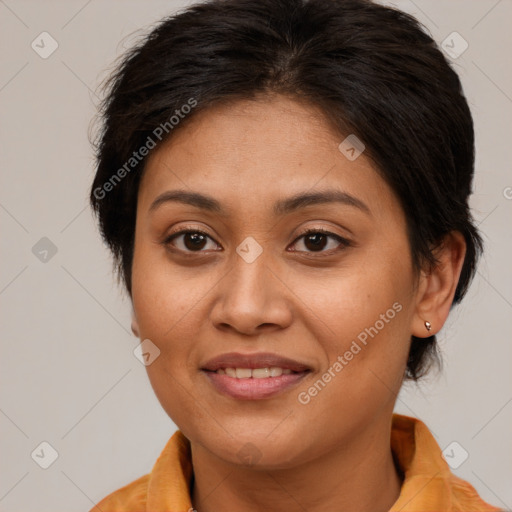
[412,231,466,338]
[131,309,140,338]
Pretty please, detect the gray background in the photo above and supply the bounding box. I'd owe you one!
[0,0,511,510]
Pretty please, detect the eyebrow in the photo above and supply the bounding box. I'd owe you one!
[149,189,371,216]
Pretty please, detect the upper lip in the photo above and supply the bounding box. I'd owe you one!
[201,352,311,372]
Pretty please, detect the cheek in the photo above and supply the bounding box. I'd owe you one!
[288,246,413,342]
[290,252,414,401]
[131,249,211,429]
[130,234,232,412]
[293,281,412,436]
[131,235,210,338]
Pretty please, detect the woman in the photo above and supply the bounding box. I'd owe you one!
[89,0,501,510]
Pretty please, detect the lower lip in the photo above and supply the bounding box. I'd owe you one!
[203,371,309,400]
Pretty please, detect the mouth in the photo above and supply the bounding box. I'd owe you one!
[213,367,294,377]
[201,352,311,400]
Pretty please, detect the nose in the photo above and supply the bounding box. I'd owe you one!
[209,250,293,336]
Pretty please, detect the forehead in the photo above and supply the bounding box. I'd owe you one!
[139,95,400,220]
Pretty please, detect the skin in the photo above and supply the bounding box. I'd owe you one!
[130,94,466,512]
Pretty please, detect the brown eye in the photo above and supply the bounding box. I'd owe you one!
[164,230,220,252]
[290,229,350,254]
[183,232,208,251]
[303,232,328,251]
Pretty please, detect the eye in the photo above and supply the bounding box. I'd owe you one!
[163,227,350,255]
[289,228,350,254]
[163,229,220,253]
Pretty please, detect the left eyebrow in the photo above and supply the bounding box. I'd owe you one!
[273,190,371,216]
[148,189,371,216]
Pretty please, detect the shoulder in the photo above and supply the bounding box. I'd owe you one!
[89,430,192,511]
[391,414,502,511]
[447,473,503,512]
[91,473,150,512]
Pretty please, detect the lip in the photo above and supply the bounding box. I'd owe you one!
[201,352,311,372]
[201,352,311,400]
[204,372,309,400]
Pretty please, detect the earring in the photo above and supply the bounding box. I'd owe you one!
[425,321,432,332]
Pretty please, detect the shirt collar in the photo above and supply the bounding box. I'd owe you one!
[145,413,500,511]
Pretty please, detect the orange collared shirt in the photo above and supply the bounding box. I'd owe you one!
[92,414,501,511]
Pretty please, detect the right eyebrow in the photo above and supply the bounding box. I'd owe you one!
[149,190,226,215]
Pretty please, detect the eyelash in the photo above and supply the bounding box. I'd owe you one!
[162,226,351,256]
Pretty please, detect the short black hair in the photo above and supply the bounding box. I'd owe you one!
[90,0,482,380]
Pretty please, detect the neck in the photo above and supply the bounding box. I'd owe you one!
[190,418,402,512]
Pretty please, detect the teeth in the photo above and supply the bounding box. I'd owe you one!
[269,367,282,377]
[216,367,294,378]
[252,368,269,379]
[235,368,252,379]
[225,368,237,378]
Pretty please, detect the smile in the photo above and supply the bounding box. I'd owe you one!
[215,367,293,378]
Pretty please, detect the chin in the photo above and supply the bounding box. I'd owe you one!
[199,427,311,470]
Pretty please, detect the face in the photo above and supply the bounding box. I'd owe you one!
[131,95,420,468]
